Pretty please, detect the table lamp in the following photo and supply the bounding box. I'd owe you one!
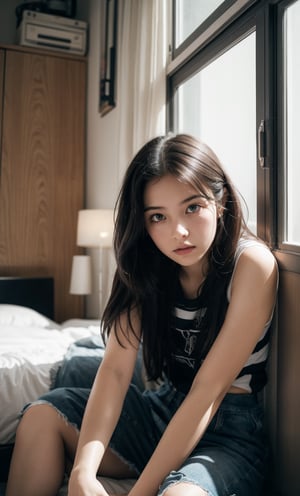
[75,209,114,315]
[69,255,92,295]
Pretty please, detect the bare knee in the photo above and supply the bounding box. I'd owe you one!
[163,482,208,496]
[17,404,62,435]
[16,403,78,457]
[16,404,52,438]
[7,404,73,496]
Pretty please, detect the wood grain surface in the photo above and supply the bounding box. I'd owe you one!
[0,47,86,321]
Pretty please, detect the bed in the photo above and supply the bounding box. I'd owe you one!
[0,276,137,495]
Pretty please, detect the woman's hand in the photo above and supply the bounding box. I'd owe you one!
[68,468,110,496]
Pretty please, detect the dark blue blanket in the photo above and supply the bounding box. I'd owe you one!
[53,335,144,391]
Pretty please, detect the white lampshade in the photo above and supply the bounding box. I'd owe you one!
[70,255,92,295]
[77,209,114,248]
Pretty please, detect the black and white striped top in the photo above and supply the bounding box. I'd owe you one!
[169,237,275,393]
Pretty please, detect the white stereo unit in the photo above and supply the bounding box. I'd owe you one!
[17,10,87,56]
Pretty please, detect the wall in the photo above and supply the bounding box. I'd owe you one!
[77,0,120,318]
[0,1,20,44]
[0,0,121,318]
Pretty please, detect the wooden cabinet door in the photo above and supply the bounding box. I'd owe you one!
[0,48,86,322]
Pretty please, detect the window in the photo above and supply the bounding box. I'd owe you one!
[282,0,300,246]
[174,32,256,231]
[169,0,300,259]
[169,2,260,233]
[175,0,226,47]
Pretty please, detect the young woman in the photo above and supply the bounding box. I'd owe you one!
[6,134,278,496]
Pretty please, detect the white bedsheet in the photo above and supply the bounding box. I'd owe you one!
[0,320,99,444]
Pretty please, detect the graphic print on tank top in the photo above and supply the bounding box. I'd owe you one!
[172,306,207,369]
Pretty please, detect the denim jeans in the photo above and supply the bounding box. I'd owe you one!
[27,382,268,496]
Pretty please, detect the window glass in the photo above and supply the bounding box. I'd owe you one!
[176,32,256,232]
[284,0,300,245]
[175,0,226,47]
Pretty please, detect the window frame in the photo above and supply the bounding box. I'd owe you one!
[167,1,277,245]
[276,0,300,257]
[171,0,257,70]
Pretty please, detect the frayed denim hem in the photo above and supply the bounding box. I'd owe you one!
[109,441,140,477]
[21,400,80,434]
[158,472,210,496]
[157,471,238,496]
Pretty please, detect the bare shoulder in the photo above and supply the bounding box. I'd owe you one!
[232,242,278,294]
[238,243,277,276]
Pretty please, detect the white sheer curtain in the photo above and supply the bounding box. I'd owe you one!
[89,0,170,317]
[116,0,170,181]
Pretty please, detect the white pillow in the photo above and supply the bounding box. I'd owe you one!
[0,304,58,328]
[60,318,100,329]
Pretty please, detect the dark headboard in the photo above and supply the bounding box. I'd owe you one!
[0,277,54,320]
[0,276,54,481]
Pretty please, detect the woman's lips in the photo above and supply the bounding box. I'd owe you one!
[174,246,195,255]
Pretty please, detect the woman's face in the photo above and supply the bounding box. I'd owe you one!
[144,174,219,273]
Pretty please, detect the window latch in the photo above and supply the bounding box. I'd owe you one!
[258,120,266,168]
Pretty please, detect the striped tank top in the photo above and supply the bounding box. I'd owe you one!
[170,237,276,393]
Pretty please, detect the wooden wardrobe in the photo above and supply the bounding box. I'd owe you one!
[0,45,86,322]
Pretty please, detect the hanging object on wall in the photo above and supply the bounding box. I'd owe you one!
[99,0,118,116]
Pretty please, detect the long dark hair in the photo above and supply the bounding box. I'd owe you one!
[102,134,251,382]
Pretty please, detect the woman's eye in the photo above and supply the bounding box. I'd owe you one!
[150,213,165,223]
[186,204,201,214]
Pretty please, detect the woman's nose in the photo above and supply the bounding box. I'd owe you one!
[173,222,189,239]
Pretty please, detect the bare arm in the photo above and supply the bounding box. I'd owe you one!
[128,246,278,496]
[68,311,141,494]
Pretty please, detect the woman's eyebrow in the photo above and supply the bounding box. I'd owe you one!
[180,194,206,205]
[144,195,206,212]
[144,205,164,212]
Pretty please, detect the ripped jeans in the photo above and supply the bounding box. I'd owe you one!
[23,382,268,496]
